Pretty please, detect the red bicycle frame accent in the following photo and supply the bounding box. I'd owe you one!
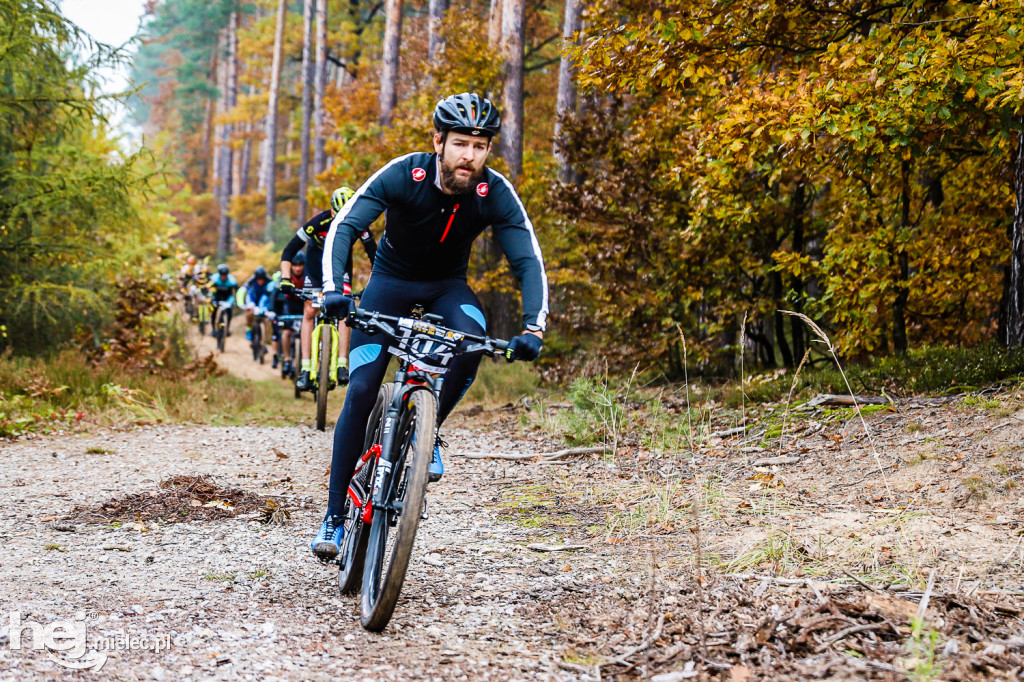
[346,443,382,516]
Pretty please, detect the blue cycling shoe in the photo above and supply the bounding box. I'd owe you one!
[310,514,344,561]
[429,438,445,483]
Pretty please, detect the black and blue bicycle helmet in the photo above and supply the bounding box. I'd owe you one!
[432,93,501,138]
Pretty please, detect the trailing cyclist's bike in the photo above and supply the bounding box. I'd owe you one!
[212,299,234,353]
[334,305,514,632]
[250,297,271,364]
[299,290,345,430]
[276,314,304,398]
[193,288,211,336]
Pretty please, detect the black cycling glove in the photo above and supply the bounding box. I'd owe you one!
[322,291,351,318]
[508,333,542,362]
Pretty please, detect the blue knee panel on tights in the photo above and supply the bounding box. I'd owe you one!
[350,344,382,374]
[460,304,487,331]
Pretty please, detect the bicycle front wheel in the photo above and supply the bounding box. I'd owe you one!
[360,388,435,632]
[338,382,394,595]
[315,325,332,431]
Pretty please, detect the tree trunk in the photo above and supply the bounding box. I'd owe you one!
[262,0,288,242]
[554,0,581,183]
[1005,119,1024,346]
[313,0,328,176]
[499,0,525,180]
[428,0,449,63]
[240,122,252,196]
[217,12,238,259]
[790,180,806,362]
[488,0,503,47]
[771,271,793,368]
[893,159,911,354]
[379,0,403,127]
[298,0,314,222]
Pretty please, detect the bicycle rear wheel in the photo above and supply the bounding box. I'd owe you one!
[315,325,332,431]
[251,323,262,362]
[338,382,394,595]
[292,334,302,399]
[216,309,229,353]
[360,388,435,632]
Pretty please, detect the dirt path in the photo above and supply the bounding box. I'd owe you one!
[0,419,602,680]
[1,386,1023,680]
[191,315,282,383]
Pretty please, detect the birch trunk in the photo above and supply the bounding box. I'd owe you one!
[379,0,403,127]
[428,0,448,63]
[262,0,288,241]
[554,0,581,182]
[488,0,503,47]
[313,0,328,176]
[499,0,525,180]
[298,0,314,221]
[1005,119,1024,346]
[217,12,238,258]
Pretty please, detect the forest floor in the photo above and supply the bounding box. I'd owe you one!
[1,329,1022,680]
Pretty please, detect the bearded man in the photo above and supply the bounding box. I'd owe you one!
[308,92,549,560]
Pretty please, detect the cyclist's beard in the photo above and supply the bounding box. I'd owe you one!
[439,155,483,194]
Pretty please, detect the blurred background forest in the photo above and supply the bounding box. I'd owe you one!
[5,0,1024,382]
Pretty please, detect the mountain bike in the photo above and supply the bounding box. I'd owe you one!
[334,305,514,631]
[250,298,270,364]
[193,288,211,336]
[212,299,234,353]
[298,290,344,431]
[276,314,304,397]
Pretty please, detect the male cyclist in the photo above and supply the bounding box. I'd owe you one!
[309,92,548,560]
[280,187,377,392]
[209,264,238,336]
[272,252,306,375]
[243,266,274,347]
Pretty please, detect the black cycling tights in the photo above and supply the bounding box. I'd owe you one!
[326,274,487,516]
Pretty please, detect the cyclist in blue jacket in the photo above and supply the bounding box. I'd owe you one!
[310,92,549,560]
[208,264,238,336]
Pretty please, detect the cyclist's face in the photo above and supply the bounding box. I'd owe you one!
[434,131,490,194]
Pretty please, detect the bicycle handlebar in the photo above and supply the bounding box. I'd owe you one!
[347,306,511,359]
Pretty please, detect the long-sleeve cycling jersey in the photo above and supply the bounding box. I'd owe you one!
[283,209,377,276]
[209,274,238,302]
[323,152,549,331]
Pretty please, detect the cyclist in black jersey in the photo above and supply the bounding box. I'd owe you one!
[281,187,377,391]
[309,92,549,560]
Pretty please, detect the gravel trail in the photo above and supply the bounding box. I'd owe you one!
[0,421,598,681]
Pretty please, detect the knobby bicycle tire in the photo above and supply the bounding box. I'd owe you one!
[315,325,332,431]
[360,388,435,632]
[338,382,394,595]
[216,309,231,353]
[292,335,302,399]
[251,323,262,362]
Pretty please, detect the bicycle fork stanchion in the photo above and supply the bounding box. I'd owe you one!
[310,322,340,386]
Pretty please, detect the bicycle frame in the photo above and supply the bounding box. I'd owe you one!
[345,307,509,527]
[309,318,339,388]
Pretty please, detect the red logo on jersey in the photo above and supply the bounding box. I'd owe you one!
[412,168,426,182]
[476,182,489,197]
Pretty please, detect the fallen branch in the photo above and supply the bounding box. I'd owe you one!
[599,612,666,671]
[707,427,745,439]
[806,394,889,407]
[526,543,588,552]
[752,456,802,466]
[458,445,610,461]
[917,569,937,620]
[815,623,888,652]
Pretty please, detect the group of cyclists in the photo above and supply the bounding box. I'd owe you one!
[182,92,549,564]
